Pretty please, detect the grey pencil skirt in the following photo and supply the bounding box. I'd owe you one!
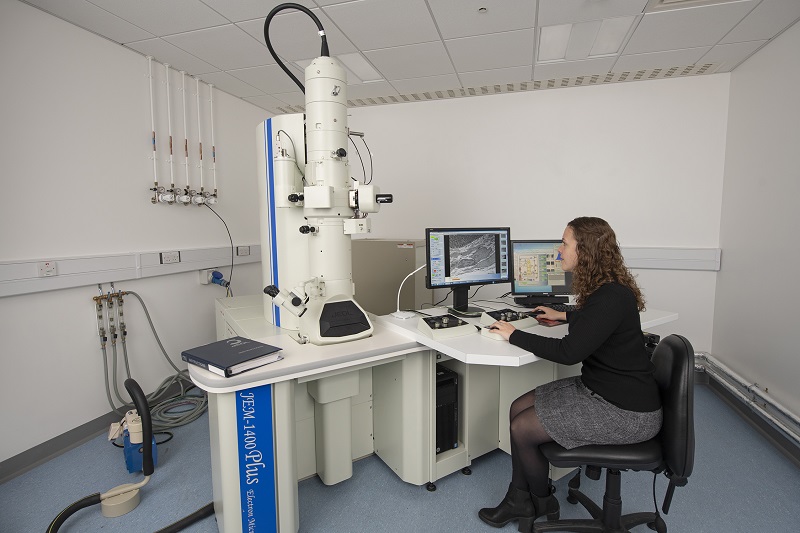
[534,376,662,450]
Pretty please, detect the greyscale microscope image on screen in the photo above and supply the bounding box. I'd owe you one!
[448,233,501,278]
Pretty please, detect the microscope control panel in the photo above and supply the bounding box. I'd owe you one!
[417,314,475,340]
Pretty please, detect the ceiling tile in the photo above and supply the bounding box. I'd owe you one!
[427,0,536,39]
[88,0,228,37]
[364,41,455,81]
[24,0,154,43]
[565,21,602,61]
[195,71,265,98]
[623,0,758,54]
[270,91,306,106]
[322,0,440,50]
[446,29,535,72]
[720,0,800,44]
[389,75,461,95]
[243,94,287,111]
[698,40,767,71]
[125,38,218,75]
[347,81,401,100]
[533,57,616,80]
[164,25,272,71]
[591,16,638,56]
[458,66,533,88]
[228,64,306,94]
[539,0,648,26]
[200,0,316,23]
[238,9,356,62]
[613,46,711,72]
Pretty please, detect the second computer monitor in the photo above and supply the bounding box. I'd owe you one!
[510,240,572,307]
[425,227,510,317]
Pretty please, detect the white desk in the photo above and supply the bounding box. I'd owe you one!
[376,307,679,367]
[189,298,677,533]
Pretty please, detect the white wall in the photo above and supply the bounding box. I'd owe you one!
[348,74,730,352]
[0,1,269,461]
[713,21,800,417]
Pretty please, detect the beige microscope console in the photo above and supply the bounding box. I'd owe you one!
[417,314,475,340]
[479,308,538,340]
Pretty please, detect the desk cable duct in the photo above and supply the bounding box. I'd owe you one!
[695,352,800,449]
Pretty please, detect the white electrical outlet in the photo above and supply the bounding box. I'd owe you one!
[38,261,57,277]
[236,246,250,257]
[199,269,214,285]
[160,251,181,264]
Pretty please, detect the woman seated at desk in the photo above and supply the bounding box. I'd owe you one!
[479,217,662,529]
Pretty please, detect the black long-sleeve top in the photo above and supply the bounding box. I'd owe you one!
[509,282,660,412]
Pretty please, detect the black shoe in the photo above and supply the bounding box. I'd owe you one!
[517,491,560,533]
[478,484,535,528]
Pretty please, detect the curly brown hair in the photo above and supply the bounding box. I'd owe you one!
[568,217,645,311]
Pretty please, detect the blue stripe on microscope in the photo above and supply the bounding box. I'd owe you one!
[265,119,281,327]
[236,384,278,533]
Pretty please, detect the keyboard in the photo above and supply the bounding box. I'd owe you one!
[545,304,577,313]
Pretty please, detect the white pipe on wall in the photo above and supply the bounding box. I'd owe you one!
[146,56,158,197]
[195,77,204,196]
[697,353,800,446]
[165,63,175,192]
[180,71,190,203]
[209,84,217,194]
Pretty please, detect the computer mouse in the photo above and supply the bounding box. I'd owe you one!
[528,309,545,316]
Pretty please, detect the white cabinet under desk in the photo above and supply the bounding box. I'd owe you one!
[190,297,678,532]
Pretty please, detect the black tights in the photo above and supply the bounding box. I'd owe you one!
[509,390,553,497]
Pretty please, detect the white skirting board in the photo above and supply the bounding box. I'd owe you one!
[0,245,261,298]
[0,245,717,298]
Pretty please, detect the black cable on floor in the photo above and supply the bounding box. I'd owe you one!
[46,493,101,533]
[154,502,215,533]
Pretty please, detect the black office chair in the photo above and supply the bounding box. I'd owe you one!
[528,334,695,533]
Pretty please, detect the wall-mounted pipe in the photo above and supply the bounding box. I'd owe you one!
[696,352,800,447]
[207,83,218,205]
[193,77,206,205]
[177,71,191,205]
[164,63,176,197]
[147,56,159,203]
[155,63,175,204]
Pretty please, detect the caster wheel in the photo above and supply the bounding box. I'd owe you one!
[647,515,667,533]
[461,467,472,475]
[426,482,436,492]
[566,494,578,505]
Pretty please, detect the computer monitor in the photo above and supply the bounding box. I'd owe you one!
[425,227,511,317]
[510,240,573,307]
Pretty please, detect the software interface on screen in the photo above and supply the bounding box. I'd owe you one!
[427,228,510,288]
[511,240,569,295]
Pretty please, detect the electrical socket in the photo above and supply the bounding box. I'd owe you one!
[38,261,57,277]
[236,246,250,257]
[160,251,181,264]
[199,269,215,285]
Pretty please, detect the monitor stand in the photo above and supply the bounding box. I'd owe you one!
[513,295,569,308]
[448,286,483,318]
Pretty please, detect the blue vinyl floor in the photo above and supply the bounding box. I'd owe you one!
[1,384,799,532]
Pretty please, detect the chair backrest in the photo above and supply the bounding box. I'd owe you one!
[651,334,695,481]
